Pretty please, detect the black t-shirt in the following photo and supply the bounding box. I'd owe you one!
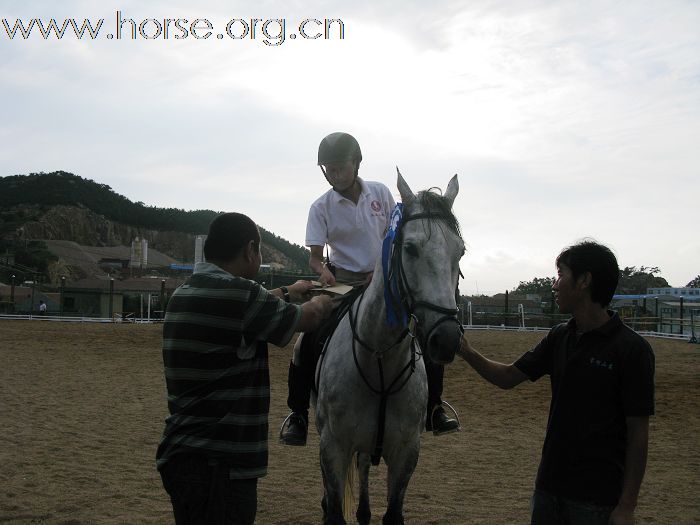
[514,311,655,505]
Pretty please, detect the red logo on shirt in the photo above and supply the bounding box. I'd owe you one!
[370,200,382,212]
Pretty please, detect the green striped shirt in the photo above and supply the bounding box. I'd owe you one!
[156,262,301,479]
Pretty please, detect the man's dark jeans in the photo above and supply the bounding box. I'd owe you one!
[160,454,257,525]
[531,489,615,525]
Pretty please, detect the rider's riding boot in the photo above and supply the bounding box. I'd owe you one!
[426,404,460,435]
[281,411,308,446]
[425,361,459,435]
[280,361,311,446]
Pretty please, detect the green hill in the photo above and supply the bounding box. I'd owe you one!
[0,171,310,271]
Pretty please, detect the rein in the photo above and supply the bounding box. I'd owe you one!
[350,209,462,465]
[347,287,417,465]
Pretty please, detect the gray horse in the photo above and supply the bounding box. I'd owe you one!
[313,171,464,525]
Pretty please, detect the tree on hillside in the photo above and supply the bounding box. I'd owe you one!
[0,171,311,271]
[616,266,669,294]
[512,276,555,297]
[513,266,671,297]
[0,240,57,283]
[686,275,700,288]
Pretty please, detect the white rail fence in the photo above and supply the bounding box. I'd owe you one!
[0,314,162,324]
[1,312,696,343]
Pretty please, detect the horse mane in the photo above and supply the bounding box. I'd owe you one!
[406,188,462,237]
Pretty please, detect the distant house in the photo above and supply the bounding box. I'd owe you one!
[61,279,125,318]
[0,283,58,314]
[98,257,131,271]
[646,286,700,298]
[61,277,184,318]
[611,292,700,336]
[657,300,700,336]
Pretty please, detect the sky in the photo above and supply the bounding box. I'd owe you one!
[1,0,699,295]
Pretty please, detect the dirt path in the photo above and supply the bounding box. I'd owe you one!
[0,321,697,524]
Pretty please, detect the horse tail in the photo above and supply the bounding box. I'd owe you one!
[342,452,357,523]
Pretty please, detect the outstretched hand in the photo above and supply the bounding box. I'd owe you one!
[456,334,473,361]
[609,505,635,525]
[319,266,336,286]
[287,280,315,302]
[310,294,333,320]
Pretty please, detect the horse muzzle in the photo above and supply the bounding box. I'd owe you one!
[421,317,462,365]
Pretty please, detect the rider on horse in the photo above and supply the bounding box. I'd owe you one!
[279,132,460,446]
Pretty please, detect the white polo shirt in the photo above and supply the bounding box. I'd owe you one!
[306,178,396,273]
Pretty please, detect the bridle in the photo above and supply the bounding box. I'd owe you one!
[336,209,463,465]
[391,211,463,349]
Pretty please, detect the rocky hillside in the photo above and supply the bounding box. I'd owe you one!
[0,172,310,283]
[14,204,193,258]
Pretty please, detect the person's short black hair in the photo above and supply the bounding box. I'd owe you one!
[556,239,619,307]
[203,212,260,263]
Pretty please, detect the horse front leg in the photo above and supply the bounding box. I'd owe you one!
[382,445,420,525]
[320,436,351,525]
[356,452,372,525]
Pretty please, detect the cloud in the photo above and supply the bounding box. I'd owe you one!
[1,0,699,290]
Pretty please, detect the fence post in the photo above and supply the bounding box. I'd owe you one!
[60,276,65,317]
[680,297,684,335]
[504,290,509,327]
[30,280,36,312]
[160,279,166,319]
[10,274,16,313]
[109,278,114,318]
[655,299,660,332]
[518,303,525,328]
[550,291,555,314]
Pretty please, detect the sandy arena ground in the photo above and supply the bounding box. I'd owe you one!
[0,320,698,524]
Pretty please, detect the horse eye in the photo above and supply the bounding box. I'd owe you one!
[404,244,419,258]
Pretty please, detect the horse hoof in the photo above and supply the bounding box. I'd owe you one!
[382,513,404,525]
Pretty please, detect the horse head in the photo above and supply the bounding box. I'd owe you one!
[393,168,464,365]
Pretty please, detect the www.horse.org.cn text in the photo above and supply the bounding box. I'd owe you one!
[2,12,346,46]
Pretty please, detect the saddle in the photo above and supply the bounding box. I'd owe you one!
[299,285,364,393]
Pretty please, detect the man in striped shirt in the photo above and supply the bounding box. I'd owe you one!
[156,212,331,525]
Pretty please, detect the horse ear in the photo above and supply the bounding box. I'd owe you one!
[396,167,415,204]
[444,174,459,208]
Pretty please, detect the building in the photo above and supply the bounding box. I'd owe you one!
[612,292,700,336]
[646,286,700,298]
[0,283,58,314]
[61,277,184,318]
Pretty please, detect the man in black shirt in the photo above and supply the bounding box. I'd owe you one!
[459,240,654,525]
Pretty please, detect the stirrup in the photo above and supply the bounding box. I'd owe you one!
[278,412,295,441]
[278,412,308,445]
[429,400,461,436]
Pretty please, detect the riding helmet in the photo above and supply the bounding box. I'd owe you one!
[317,132,362,166]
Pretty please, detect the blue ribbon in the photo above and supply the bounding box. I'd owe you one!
[382,203,407,327]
